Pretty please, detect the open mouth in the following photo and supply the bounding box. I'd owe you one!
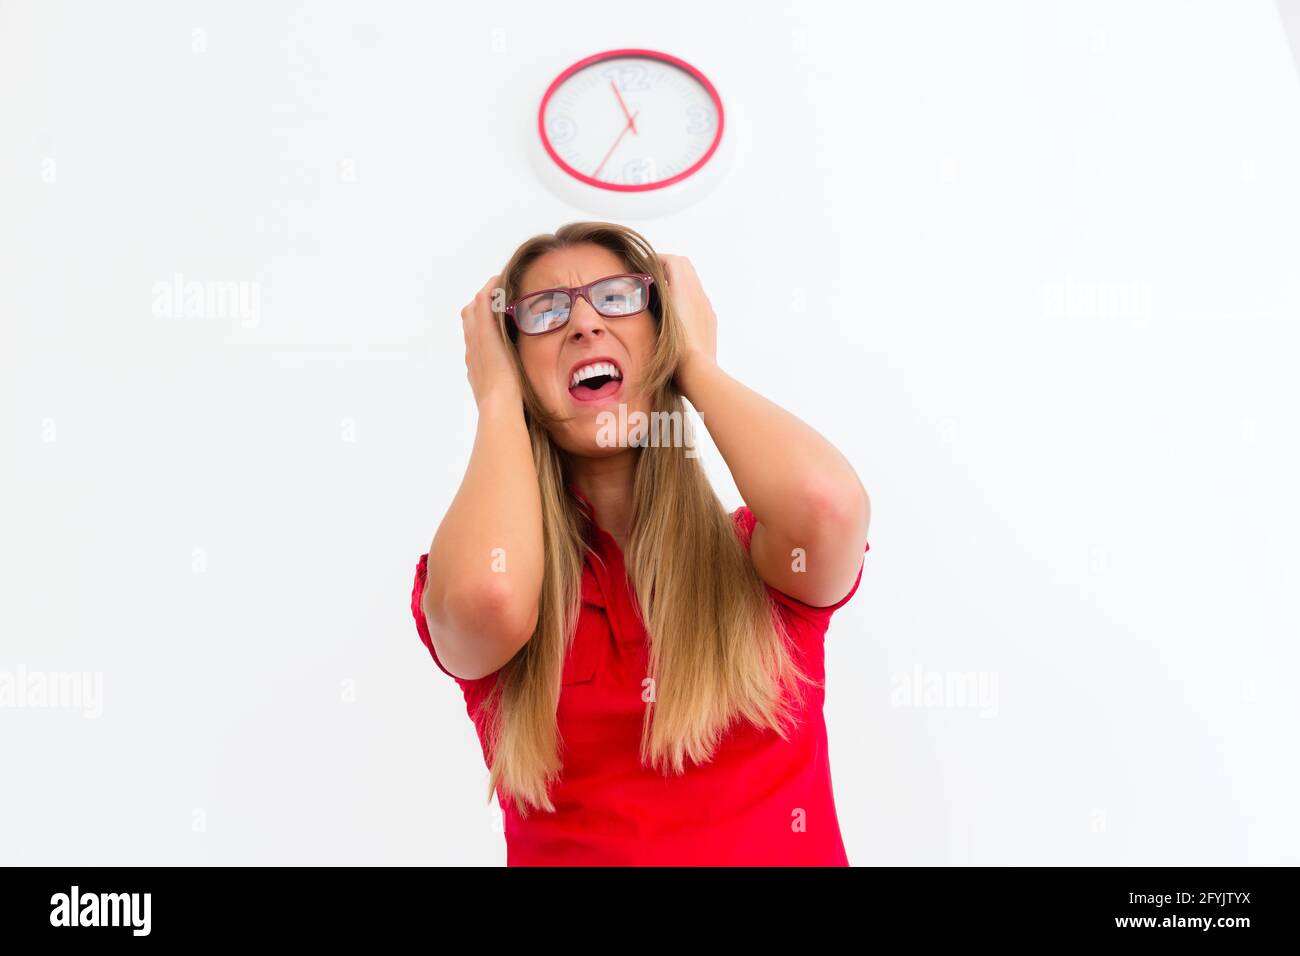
[567,359,624,404]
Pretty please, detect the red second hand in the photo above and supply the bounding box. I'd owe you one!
[592,111,639,180]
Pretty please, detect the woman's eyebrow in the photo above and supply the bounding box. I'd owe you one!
[522,274,626,296]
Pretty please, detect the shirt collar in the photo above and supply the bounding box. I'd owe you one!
[567,483,645,640]
[568,482,613,609]
[567,482,606,533]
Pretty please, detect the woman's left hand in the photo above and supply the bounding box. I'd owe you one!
[659,254,717,377]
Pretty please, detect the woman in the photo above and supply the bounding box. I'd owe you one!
[411,222,871,866]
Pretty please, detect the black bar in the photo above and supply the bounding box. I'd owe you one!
[0,866,1292,943]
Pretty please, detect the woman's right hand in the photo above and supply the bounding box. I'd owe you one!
[462,274,522,410]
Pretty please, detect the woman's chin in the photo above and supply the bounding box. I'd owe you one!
[544,387,655,458]
[552,408,651,459]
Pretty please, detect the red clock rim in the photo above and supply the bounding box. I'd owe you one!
[536,48,726,193]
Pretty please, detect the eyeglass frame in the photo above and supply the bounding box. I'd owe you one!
[503,272,656,337]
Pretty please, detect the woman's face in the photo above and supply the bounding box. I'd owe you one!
[514,243,658,457]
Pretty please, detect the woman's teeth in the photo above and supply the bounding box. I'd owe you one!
[569,361,622,388]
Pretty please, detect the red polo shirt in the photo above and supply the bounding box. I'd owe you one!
[410,485,868,866]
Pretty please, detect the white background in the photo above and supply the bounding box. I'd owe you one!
[2,0,1298,865]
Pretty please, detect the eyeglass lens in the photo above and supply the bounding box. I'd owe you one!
[516,276,647,334]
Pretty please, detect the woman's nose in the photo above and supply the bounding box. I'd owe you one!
[567,298,607,337]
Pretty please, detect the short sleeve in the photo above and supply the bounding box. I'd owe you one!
[730,505,868,628]
[411,553,464,681]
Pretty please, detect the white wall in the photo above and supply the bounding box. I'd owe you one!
[2,0,1297,865]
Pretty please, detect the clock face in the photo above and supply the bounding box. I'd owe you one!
[538,49,724,192]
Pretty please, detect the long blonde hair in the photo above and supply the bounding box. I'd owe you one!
[479,221,818,816]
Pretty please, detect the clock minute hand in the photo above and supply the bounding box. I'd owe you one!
[611,81,639,135]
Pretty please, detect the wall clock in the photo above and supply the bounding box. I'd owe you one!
[527,48,735,218]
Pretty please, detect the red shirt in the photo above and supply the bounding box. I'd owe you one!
[410,484,868,866]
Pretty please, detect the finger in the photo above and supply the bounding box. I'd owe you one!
[472,277,498,317]
[472,290,495,325]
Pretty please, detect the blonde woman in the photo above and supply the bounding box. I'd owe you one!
[411,222,871,866]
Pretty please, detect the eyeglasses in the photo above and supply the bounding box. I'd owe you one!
[504,273,655,336]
